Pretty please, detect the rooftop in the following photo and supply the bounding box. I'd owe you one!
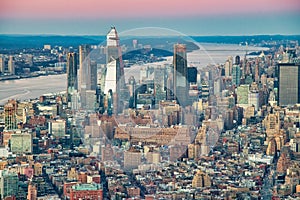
[72,183,102,191]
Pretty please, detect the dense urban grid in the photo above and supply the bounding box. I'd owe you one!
[0,27,300,200]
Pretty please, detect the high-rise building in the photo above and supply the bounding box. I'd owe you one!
[235,55,240,65]
[128,76,136,108]
[90,61,97,91]
[27,184,37,200]
[48,119,66,138]
[225,56,233,77]
[224,60,231,77]
[104,27,126,114]
[66,52,78,105]
[0,55,5,73]
[248,91,259,111]
[187,67,197,83]
[8,56,15,75]
[0,170,19,199]
[4,100,17,130]
[124,149,142,170]
[277,63,300,106]
[236,84,249,107]
[154,66,166,105]
[79,45,91,108]
[213,77,222,96]
[192,170,211,188]
[173,44,188,106]
[10,133,32,153]
[201,79,209,101]
[232,64,241,86]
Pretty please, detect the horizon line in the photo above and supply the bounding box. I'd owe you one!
[1,33,300,37]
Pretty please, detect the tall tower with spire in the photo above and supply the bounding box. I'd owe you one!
[104,27,126,114]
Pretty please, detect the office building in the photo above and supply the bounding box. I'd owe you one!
[79,44,92,108]
[0,170,19,199]
[235,55,240,65]
[128,76,136,108]
[104,27,126,114]
[224,56,233,77]
[0,55,5,73]
[90,61,97,91]
[10,133,32,154]
[277,63,300,106]
[232,64,241,86]
[27,184,37,200]
[236,84,249,108]
[173,44,188,106]
[124,149,142,170]
[48,119,66,138]
[4,100,17,130]
[213,77,222,96]
[66,52,78,105]
[154,66,166,105]
[192,170,211,188]
[248,91,260,111]
[8,56,15,75]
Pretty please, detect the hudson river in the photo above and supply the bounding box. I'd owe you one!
[0,43,268,105]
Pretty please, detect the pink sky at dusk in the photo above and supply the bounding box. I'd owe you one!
[1,0,300,19]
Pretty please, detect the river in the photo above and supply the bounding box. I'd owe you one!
[0,43,268,105]
[0,74,67,105]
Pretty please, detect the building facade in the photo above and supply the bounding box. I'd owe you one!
[66,52,78,105]
[277,63,300,106]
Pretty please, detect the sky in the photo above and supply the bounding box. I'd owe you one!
[0,0,300,35]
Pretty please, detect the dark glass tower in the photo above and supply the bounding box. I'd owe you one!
[66,52,78,104]
[173,44,188,106]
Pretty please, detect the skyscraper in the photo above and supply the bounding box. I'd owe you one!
[128,76,136,108]
[277,63,300,106]
[232,64,241,87]
[0,55,5,73]
[4,100,17,130]
[79,45,97,109]
[8,56,15,75]
[235,55,240,65]
[79,45,91,92]
[103,27,126,114]
[0,170,19,199]
[173,44,188,106]
[66,52,78,105]
[90,61,97,91]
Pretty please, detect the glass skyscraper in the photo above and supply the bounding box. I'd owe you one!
[278,63,300,106]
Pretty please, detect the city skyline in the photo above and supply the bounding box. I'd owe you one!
[0,0,300,35]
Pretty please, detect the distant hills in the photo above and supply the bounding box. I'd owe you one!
[191,35,300,46]
[0,35,105,49]
[0,34,299,50]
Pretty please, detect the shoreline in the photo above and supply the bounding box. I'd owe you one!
[0,73,66,82]
[0,43,269,105]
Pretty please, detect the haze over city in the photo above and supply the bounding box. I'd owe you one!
[1,0,300,35]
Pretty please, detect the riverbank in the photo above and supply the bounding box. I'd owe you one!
[0,43,269,105]
[0,74,67,105]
